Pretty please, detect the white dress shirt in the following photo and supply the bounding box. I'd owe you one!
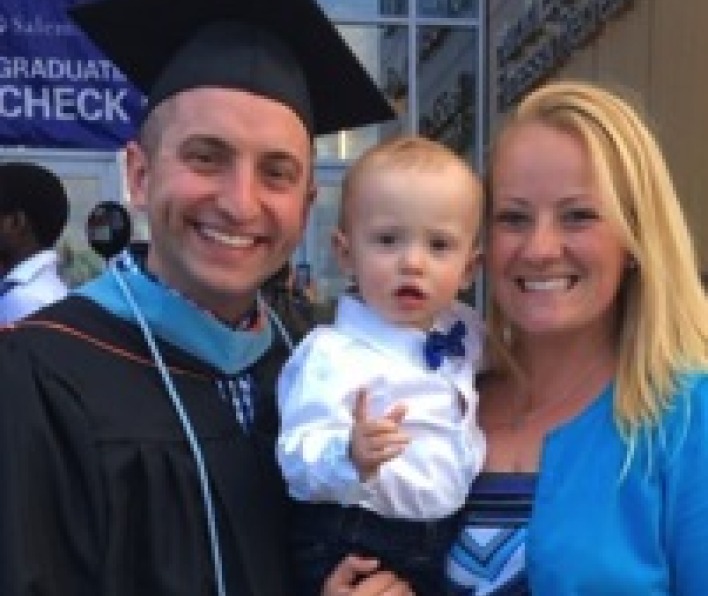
[0,249,68,324]
[277,294,485,521]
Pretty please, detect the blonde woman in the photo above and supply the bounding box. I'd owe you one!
[447,80,708,595]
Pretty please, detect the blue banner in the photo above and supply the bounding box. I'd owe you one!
[0,0,144,150]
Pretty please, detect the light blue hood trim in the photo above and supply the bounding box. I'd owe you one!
[75,269,272,375]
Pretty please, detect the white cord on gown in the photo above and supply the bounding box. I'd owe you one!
[109,263,227,596]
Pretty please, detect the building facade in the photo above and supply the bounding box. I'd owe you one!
[488,0,708,273]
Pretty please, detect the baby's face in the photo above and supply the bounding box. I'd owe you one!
[334,165,480,330]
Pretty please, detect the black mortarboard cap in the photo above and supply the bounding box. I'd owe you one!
[69,0,397,136]
[0,163,69,247]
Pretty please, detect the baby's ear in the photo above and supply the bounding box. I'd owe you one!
[462,249,482,288]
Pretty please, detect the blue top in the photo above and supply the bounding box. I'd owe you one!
[447,472,533,595]
[448,373,708,595]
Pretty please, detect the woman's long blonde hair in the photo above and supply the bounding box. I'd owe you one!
[486,80,708,446]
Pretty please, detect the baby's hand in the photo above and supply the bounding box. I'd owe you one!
[350,389,409,481]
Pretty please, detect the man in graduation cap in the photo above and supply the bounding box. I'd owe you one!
[0,0,412,594]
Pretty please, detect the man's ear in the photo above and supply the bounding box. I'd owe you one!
[331,228,353,276]
[3,210,29,233]
[299,183,317,235]
[1,210,36,252]
[306,182,317,206]
[3,210,34,242]
[125,141,149,212]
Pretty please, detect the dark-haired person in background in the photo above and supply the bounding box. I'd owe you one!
[0,162,69,324]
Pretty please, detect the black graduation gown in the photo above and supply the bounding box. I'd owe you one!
[0,296,294,596]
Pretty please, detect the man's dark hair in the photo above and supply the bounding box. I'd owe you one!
[0,162,70,247]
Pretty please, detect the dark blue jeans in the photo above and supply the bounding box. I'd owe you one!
[291,502,463,596]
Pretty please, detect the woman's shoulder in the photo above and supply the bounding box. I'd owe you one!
[656,370,708,457]
[671,370,708,409]
[680,370,708,413]
[684,370,708,389]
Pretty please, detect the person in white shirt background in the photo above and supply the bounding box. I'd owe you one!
[0,162,69,324]
[277,135,486,596]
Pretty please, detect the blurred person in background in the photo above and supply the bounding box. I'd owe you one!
[0,162,69,324]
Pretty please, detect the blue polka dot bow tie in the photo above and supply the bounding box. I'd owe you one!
[423,320,467,370]
[0,278,18,297]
